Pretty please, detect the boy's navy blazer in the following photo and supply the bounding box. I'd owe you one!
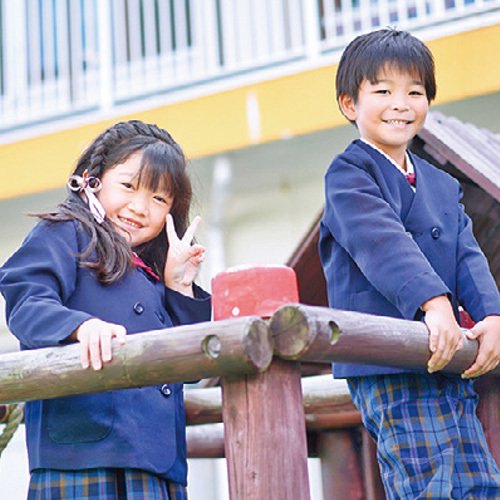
[0,219,211,484]
[319,140,500,378]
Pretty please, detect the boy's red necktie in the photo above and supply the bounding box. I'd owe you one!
[405,172,416,186]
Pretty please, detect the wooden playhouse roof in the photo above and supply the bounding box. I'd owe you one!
[287,111,500,306]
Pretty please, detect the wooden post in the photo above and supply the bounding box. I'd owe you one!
[317,428,364,500]
[222,359,309,499]
[0,317,273,404]
[360,429,385,500]
[214,266,310,500]
[270,304,500,376]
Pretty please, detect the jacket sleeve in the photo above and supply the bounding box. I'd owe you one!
[323,157,449,319]
[164,284,211,326]
[0,221,92,348]
[455,197,500,321]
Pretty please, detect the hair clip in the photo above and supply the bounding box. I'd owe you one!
[67,172,106,224]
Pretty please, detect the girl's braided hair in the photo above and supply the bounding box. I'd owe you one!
[39,120,192,285]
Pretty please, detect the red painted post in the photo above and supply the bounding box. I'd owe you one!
[213,266,310,500]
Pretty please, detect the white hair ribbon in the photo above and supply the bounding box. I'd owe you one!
[67,171,106,224]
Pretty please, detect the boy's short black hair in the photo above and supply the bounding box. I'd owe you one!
[336,28,436,104]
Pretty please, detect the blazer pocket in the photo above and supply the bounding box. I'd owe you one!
[47,392,114,444]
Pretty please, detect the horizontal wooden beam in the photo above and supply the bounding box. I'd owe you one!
[184,374,357,425]
[187,423,225,458]
[270,304,500,376]
[0,317,273,404]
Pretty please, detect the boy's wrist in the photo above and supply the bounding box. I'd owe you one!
[421,294,450,313]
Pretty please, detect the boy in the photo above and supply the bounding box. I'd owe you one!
[319,28,500,498]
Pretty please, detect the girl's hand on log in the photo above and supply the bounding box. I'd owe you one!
[164,214,205,297]
[462,316,500,378]
[72,318,127,370]
[422,295,464,373]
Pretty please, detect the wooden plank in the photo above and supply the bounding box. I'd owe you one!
[222,359,310,500]
[286,211,328,307]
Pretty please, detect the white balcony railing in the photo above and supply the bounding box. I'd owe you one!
[0,0,499,132]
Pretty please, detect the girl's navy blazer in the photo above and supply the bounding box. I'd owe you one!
[0,219,211,485]
[319,140,500,378]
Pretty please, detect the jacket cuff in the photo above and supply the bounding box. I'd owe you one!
[396,272,450,320]
[164,284,211,326]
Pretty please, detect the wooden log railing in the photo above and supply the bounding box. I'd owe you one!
[270,304,500,376]
[0,316,272,404]
[1,301,499,500]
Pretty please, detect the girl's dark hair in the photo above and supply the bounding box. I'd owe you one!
[39,120,191,284]
[336,28,436,110]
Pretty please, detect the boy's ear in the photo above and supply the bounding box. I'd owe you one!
[338,94,357,121]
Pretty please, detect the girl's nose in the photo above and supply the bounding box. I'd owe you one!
[128,194,149,214]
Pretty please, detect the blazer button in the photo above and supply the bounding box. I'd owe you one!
[431,227,441,239]
[133,302,145,314]
[160,384,172,397]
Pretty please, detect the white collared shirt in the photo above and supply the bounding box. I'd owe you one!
[360,139,416,191]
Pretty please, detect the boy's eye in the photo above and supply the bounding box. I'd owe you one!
[410,90,424,96]
[375,89,389,94]
[122,182,134,189]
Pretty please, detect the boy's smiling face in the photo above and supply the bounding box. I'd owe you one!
[339,65,429,167]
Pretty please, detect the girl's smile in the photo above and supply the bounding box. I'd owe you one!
[97,152,173,247]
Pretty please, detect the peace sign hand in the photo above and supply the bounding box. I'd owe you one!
[164,214,205,296]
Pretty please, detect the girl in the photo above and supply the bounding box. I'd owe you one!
[0,120,211,499]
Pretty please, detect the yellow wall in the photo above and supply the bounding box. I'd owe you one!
[1,24,499,199]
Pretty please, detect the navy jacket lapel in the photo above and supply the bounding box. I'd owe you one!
[356,141,415,222]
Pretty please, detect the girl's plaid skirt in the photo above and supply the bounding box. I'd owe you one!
[348,372,500,500]
[28,468,187,500]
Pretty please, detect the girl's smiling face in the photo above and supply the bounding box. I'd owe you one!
[97,152,173,248]
[339,65,429,167]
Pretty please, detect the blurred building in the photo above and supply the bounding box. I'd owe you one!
[0,1,499,498]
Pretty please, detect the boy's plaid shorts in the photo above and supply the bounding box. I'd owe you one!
[28,468,187,500]
[347,372,500,499]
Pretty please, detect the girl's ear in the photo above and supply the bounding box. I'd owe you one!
[338,94,357,121]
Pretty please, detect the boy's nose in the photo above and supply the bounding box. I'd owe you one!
[391,97,410,111]
[391,102,409,111]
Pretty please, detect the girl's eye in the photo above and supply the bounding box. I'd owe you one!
[375,89,389,94]
[122,182,134,189]
[410,90,424,96]
[154,194,170,205]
